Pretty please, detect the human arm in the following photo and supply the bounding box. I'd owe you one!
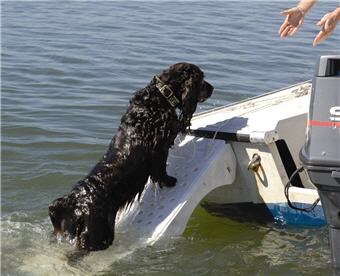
[279,0,318,37]
[313,6,340,46]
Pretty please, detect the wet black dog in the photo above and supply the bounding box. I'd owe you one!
[48,63,213,251]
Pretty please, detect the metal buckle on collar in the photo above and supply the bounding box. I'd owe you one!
[155,75,180,108]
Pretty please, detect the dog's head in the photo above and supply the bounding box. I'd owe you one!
[155,62,213,131]
[48,191,115,251]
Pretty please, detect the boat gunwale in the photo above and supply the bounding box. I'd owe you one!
[193,80,312,119]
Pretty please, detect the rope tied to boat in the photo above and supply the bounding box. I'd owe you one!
[284,166,320,212]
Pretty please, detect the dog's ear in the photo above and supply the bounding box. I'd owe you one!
[179,72,202,132]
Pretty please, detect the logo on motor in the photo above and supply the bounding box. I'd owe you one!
[330,106,340,122]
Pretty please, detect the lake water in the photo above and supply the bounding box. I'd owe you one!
[2,1,340,275]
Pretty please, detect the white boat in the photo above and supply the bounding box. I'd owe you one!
[116,80,325,245]
[191,80,324,226]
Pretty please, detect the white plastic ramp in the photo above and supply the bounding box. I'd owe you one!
[115,135,236,245]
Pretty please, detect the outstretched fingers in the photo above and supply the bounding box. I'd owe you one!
[313,12,337,46]
[313,29,333,46]
[279,21,292,37]
[279,7,304,38]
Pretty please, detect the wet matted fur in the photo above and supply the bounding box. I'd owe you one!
[48,63,214,251]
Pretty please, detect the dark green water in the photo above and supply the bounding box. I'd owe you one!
[2,1,339,275]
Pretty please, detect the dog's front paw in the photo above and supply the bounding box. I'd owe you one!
[159,175,177,188]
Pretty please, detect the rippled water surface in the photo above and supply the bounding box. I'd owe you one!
[2,1,340,275]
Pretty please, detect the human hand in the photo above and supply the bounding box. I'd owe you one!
[279,7,305,37]
[313,7,340,46]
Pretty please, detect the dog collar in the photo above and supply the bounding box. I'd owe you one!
[155,75,180,108]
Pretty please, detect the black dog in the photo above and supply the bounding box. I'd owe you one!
[48,63,213,251]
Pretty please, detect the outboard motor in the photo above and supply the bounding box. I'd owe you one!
[300,55,340,268]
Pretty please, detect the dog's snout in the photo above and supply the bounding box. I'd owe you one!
[204,81,214,94]
[198,80,214,102]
